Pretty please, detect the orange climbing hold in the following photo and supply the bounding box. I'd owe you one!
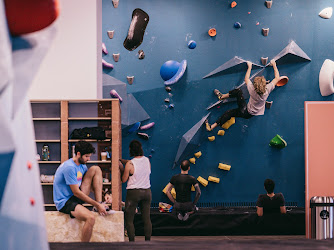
[30,197,35,206]
[27,161,32,170]
[208,28,216,37]
[231,1,237,8]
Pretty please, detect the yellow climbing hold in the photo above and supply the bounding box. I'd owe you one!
[217,130,225,136]
[191,185,195,191]
[197,176,208,187]
[218,163,231,171]
[162,184,176,199]
[189,157,196,164]
[208,176,220,183]
[194,151,202,158]
[208,136,215,141]
[222,117,235,129]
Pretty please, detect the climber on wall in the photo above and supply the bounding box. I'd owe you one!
[205,59,280,131]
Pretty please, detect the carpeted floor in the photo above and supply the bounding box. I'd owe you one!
[50,236,334,250]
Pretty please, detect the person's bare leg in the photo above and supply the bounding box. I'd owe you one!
[211,123,218,130]
[81,165,103,202]
[71,205,95,242]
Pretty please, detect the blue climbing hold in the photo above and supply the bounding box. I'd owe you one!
[160,60,180,81]
[234,22,242,29]
[128,122,141,133]
[188,40,197,49]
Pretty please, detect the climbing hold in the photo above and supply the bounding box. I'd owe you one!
[208,176,220,183]
[217,130,225,136]
[127,76,134,85]
[248,12,251,14]
[138,49,145,59]
[194,151,202,158]
[189,157,196,164]
[208,28,216,37]
[319,7,333,19]
[160,60,181,81]
[113,53,120,62]
[276,76,289,87]
[231,1,237,8]
[137,132,149,140]
[164,60,187,86]
[140,122,155,130]
[222,117,235,129]
[30,197,35,206]
[107,30,114,39]
[151,149,155,153]
[261,57,268,65]
[165,86,172,92]
[256,22,260,25]
[218,163,231,171]
[197,176,208,187]
[168,104,175,109]
[110,89,123,102]
[191,185,195,191]
[265,101,273,109]
[265,0,273,9]
[162,184,176,199]
[269,134,287,149]
[148,155,152,158]
[102,43,108,54]
[208,136,215,141]
[164,98,170,103]
[27,161,32,170]
[188,40,197,49]
[234,22,242,29]
[112,0,119,8]
[102,59,114,69]
[128,122,141,133]
[262,28,269,36]
[319,59,334,96]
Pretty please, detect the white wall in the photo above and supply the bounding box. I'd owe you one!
[28,0,102,100]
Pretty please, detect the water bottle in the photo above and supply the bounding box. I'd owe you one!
[42,144,50,161]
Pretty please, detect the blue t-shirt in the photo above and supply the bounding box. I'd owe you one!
[53,159,88,210]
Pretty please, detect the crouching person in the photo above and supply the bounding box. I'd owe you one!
[166,160,201,221]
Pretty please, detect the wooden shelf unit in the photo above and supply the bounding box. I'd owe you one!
[31,99,122,211]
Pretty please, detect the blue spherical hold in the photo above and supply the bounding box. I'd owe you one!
[160,60,180,81]
[234,22,242,29]
[188,40,197,49]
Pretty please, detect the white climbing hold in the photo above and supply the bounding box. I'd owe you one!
[319,7,333,19]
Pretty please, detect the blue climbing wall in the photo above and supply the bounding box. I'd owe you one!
[102,0,334,207]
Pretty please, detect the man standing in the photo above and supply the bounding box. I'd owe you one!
[166,160,201,221]
[256,178,286,216]
[53,141,108,242]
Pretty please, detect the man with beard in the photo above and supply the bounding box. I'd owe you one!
[53,141,108,242]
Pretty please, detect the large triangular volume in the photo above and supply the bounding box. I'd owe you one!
[173,113,211,169]
[203,56,263,79]
[102,74,150,127]
[270,41,311,66]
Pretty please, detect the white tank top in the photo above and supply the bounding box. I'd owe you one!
[126,156,151,189]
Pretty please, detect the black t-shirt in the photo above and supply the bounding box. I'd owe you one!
[256,193,285,214]
[170,174,197,203]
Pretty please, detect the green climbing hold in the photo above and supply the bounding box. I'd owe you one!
[269,134,287,149]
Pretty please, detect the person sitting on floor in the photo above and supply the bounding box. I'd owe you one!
[166,160,201,221]
[256,178,286,216]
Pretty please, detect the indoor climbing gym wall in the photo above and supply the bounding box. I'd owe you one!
[102,0,334,207]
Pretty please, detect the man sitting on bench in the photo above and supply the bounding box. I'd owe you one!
[256,178,286,216]
[166,160,201,221]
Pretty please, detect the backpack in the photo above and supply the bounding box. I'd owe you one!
[70,127,106,140]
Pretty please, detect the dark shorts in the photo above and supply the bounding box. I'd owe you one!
[59,195,84,218]
[174,201,195,214]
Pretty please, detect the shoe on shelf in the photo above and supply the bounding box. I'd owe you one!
[214,89,224,100]
[177,213,184,221]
